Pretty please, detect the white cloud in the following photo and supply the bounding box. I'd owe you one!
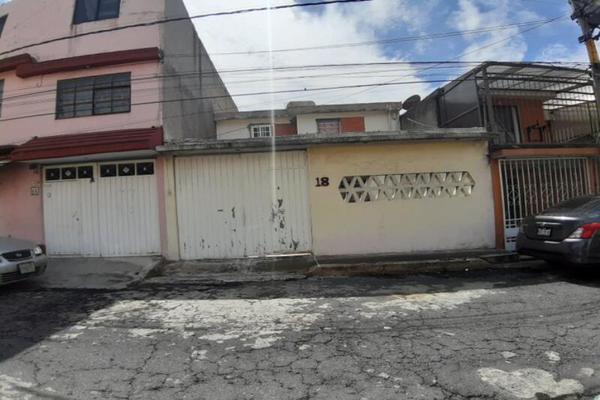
[184,0,435,111]
[449,0,538,62]
[538,43,589,63]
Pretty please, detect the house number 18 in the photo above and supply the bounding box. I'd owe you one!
[315,177,330,187]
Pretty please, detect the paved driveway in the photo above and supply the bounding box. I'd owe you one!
[1,266,600,399]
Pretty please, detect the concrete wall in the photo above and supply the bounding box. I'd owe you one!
[161,0,236,141]
[0,164,44,243]
[217,118,292,139]
[297,111,399,135]
[307,141,495,256]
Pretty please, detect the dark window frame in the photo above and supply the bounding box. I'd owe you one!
[0,15,7,38]
[56,73,131,120]
[73,0,121,25]
[0,79,4,117]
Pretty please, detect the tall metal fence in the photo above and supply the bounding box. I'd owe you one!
[499,157,599,250]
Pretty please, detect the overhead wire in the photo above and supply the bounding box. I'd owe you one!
[0,0,372,58]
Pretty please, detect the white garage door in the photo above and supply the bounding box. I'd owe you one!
[176,151,312,259]
[43,161,160,257]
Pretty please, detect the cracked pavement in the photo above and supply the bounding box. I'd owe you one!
[2,266,600,399]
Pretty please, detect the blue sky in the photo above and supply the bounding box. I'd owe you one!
[185,0,590,109]
[0,0,589,109]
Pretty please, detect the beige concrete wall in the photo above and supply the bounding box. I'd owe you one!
[307,141,495,256]
[297,111,399,135]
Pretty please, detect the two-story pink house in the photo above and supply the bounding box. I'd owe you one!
[0,0,235,257]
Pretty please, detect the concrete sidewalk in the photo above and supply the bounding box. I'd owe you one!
[33,257,162,290]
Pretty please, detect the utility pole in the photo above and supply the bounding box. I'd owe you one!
[570,0,600,141]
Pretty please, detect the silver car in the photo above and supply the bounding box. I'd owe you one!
[0,237,48,286]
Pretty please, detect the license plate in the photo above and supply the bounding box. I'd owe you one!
[18,262,36,274]
[537,227,552,237]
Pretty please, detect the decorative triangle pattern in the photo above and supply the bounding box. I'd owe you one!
[339,171,476,203]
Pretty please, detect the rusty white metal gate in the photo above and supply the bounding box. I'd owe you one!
[175,151,312,259]
[500,157,597,250]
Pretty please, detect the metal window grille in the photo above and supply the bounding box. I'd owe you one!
[56,73,131,119]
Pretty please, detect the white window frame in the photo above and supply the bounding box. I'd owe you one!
[250,124,273,138]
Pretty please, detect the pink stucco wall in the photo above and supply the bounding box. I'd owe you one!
[0,62,162,147]
[0,164,44,243]
[0,0,164,60]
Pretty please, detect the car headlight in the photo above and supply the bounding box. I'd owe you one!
[33,246,44,256]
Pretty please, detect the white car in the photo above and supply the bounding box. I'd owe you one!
[0,237,48,286]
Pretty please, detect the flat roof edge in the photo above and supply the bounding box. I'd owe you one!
[158,130,490,155]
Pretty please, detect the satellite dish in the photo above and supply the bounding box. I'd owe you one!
[402,95,421,111]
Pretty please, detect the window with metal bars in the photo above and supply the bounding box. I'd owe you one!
[73,0,121,24]
[56,73,131,119]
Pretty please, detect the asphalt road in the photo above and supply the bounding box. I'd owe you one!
[1,266,600,400]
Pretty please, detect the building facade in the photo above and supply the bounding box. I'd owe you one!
[401,62,600,250]
[0,0,235,256]
[215,101,403,140]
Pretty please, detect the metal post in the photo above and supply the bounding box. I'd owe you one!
[482,67,499,143]
[571,1,600,142]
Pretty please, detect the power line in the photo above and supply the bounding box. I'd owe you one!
[0,59,591,108]
[334,14,566,103]
[0,0,371,58]
[0,76,564,123]
[207,18,566,56]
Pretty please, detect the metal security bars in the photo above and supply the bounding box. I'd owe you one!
[499,157,597,250]
[483,70,599,145]
[400,62,600,146]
